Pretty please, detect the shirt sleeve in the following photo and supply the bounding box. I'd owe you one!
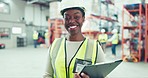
[96,43,106,63]
[43,47,53,78]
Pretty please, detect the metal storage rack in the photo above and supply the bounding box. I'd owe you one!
[48,19,65,44]
[122,3,145,62]
[145,3,148,62]
[82,0,118,40]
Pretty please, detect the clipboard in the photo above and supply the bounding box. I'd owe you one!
[80,60,122,78]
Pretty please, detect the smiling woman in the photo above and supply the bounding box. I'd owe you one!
[43,0,105,78]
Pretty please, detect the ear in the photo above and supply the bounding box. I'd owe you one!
[82,17,85,22]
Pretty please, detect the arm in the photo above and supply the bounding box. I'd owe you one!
[43,48,53,78]
[107,34,117,42]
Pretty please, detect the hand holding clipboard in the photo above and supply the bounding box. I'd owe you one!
[73,59,122,78]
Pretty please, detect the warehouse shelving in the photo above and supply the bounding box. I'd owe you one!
[145,3,148,62]
[91,14,118,22]
[82,13,118,40]
[122,3,145,62]
[48,18,64,44]
[48,0,118,45]
[83,0,118,39]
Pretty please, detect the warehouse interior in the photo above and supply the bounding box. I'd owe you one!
[0,0,148,77]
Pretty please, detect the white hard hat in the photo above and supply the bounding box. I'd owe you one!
[60,0,86,16]
[45,29,48,32]
[101,29,105,33]
[112,29,118,33]
[34,30,37,33]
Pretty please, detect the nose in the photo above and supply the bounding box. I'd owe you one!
[69,17,75,23]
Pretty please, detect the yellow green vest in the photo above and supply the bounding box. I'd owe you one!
[45,32,49,39]
[33,33,38,40]
[112,33,119,44]
[50,38,98,78]
[98,34,108,43]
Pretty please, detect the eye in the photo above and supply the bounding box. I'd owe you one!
[64,17,69,21]
[64,16,70,21]
[74,16,80,20]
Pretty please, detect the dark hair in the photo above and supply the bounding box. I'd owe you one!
[60,7,85,17]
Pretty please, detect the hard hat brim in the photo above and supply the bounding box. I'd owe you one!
[60,7,85,16]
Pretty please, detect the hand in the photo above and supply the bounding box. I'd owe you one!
[74,73,90,78]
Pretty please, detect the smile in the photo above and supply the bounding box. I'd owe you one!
[68,26,77,30]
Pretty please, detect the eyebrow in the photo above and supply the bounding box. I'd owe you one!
[74,12,81,15]
[65,12,81,16]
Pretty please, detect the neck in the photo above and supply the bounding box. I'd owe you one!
[67,34,85,41]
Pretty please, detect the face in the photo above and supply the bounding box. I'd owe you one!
[63,9,85,36]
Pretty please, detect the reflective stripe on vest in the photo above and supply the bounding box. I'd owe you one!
[98,34,108,43]
[112,34,119,44]
[50,38,98,78]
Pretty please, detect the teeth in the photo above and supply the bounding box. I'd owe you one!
[70,26,77,28]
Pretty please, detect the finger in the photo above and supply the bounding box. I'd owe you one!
[81,73,89,78]
[74,73,81,78]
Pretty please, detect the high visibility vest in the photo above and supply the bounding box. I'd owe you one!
[44,32,49,39]
[98,34,108,43]
[33,33,38,40]
[50,38,98,78]
[112,33,119,44]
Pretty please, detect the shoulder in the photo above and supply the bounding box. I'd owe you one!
[53,38,64,43]
[51,38,63,48]
[54,38,63,41]
[88,38,95,43]
[87,38,101,46]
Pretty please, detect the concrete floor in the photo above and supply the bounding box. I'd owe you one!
[0,45,148,78]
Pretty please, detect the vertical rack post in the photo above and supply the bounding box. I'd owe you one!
[138,4,142,61]
[145,4,148,62]
[122,5,125,59]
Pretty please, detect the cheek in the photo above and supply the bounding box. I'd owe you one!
[82,18,85,22]
[80,18,85,24]
[64,20,69,25]
[80,19,85,25]
[64,24,69,30]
